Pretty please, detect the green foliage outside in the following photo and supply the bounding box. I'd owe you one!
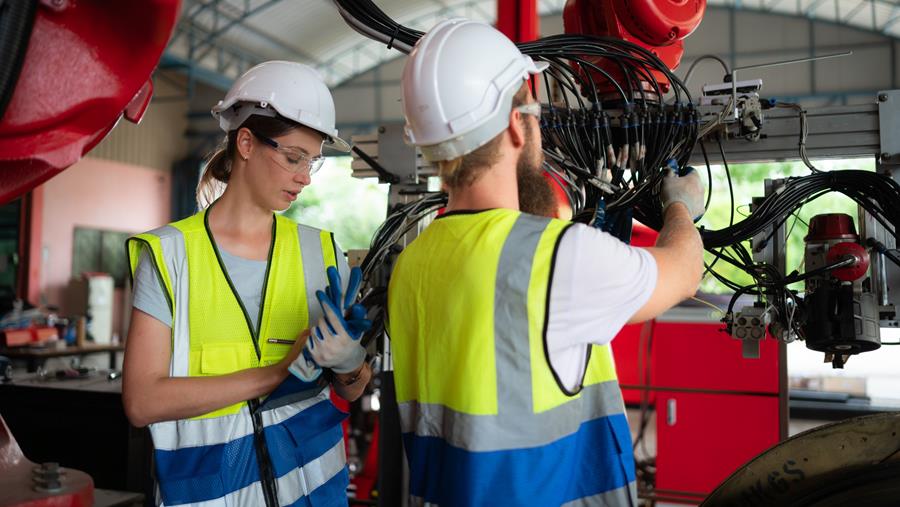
[282,156,389,251]
[695,157,875,294]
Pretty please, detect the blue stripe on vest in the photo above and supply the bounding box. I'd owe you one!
[284,467,351,507]
[155,432,260,505]
[403,413,635,507]
[259,375,327,411]
[265,400,348,478]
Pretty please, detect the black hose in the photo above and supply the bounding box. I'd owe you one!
[0,0,38,120]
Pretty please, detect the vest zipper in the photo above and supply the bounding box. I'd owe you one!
[204,205,281,506]
[250,399,279,507]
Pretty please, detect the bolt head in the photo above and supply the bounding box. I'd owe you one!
[879,93,889,102]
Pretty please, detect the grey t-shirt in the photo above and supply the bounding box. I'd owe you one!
[133,249,267,330]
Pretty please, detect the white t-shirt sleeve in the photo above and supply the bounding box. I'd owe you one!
[546,223,658,392]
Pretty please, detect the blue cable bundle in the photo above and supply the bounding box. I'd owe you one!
[592,199,633,244]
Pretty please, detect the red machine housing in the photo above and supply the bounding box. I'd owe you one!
[805,213,871,283]
[0,415,93,507]
[0,0,180,204]
[562,0,706,97]
[827,242,870,282]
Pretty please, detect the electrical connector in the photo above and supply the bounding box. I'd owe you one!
[731,305,769,341]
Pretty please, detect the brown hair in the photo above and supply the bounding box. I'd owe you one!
[196,114,301,209]
[437,83,531,189]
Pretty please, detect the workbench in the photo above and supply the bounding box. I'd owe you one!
[0,343,124,372]
[0,370,152,505]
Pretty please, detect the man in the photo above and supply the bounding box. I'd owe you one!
[387,18,706,507]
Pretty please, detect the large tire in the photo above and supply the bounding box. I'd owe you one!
[703,412,900,506]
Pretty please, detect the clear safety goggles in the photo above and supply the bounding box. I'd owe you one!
[250,129,326,175]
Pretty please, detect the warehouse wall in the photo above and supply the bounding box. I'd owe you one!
[40,158,171,336]
[31,71,187,347]
[89,73,190,172]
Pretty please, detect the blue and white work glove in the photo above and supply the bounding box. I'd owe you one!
[291,266,371,380]
[288,346,323,383]
[660,166,706,222]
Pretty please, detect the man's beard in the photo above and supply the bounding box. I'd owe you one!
[517,126,558,218]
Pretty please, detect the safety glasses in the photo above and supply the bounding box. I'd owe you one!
[249,130,326,175]
[515,102,542,119]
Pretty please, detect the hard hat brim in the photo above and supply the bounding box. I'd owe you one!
[326,135,351,153]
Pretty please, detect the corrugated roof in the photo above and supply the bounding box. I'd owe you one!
[165,0,900,90]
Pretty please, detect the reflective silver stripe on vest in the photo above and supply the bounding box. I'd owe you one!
[144,225,190,378]
[275,439,347,506]
[494,213,550,416]
[397,380,624,452]
[560,482,637,507]
[161,479,266,507]
[297,224,328,326]
[397,213,627,450]
[151,389,331,451]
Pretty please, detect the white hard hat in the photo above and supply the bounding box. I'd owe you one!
[401,18,547,162]
[211,61,350,152]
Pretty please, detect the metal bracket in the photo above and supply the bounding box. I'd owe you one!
[377,124,419,185]
[877,90,900,165]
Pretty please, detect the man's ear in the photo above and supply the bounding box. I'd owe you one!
[508,110,526,149]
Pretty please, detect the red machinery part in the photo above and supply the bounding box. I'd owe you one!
[0,0,180,204]
[805,213,859,241]
[0,416,93,507]
[614,0,706,46]
[563,0,706,96]
[826,241,871,282]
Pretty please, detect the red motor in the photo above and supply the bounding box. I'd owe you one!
[563,0,706,98]
[803,213,880,366]
[804,213,870,285]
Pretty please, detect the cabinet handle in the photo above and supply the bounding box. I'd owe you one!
[667,398,677,426]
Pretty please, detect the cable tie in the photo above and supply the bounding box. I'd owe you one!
[387,24,401,50]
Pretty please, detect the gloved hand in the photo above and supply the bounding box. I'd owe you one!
[306,266,371,374]
[288,347,322,382]
[660,167,706,221]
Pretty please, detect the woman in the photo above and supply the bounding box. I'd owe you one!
[122,61,371,507]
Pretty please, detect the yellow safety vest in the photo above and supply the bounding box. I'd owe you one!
[387,208,636,507]
[127,207,349,507]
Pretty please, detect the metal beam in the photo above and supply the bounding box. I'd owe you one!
[170,0,900,98]
[690,102,880,165]
[185,0,318,64]
[805,0,831,17]
[881,3,900,32]
[190,0,285,62]
[160,52,235,92]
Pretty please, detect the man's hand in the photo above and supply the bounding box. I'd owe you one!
[661,167,705,221]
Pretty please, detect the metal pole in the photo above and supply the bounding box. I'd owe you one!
[496,0,538,43]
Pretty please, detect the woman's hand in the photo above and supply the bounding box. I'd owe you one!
[123,309,306,427]
[279,328,311,369]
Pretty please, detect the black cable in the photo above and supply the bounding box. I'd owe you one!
[0,0,38,120]
[335,1,900,319]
